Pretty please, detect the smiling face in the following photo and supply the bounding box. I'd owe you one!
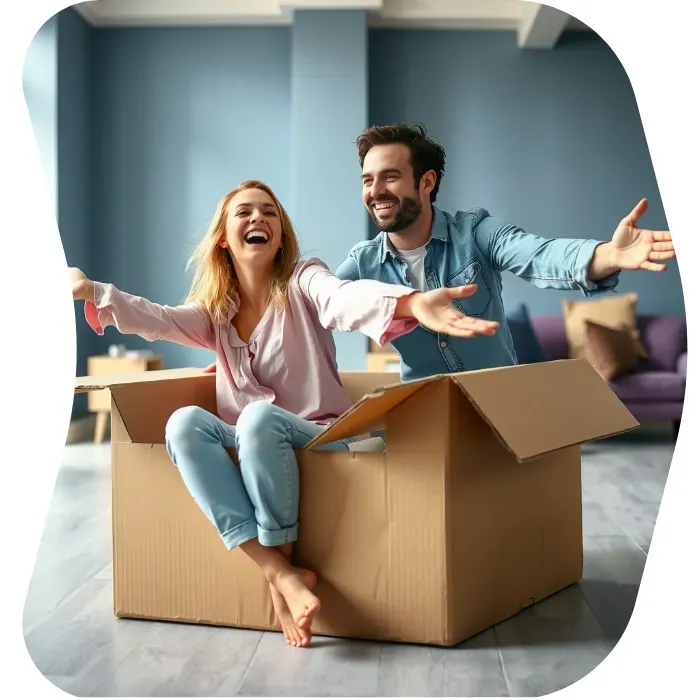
[222,188,284,269]
[361,144,434,233]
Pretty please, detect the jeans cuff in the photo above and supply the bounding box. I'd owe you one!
[258,523,299,547]
[221,518,258,550]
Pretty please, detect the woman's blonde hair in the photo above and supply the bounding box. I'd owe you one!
[185,180,301,324]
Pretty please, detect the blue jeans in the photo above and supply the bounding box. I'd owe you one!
[165,402,351,550]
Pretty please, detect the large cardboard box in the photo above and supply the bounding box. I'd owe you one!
[87,353,163,444]
[75,359,638,646]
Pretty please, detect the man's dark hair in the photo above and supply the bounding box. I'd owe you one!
[356,123,446,203]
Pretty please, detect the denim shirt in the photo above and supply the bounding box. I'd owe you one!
[335,205,620,381]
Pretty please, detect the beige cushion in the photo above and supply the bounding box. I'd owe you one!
[582,320,640,381]
[563,293,647,359]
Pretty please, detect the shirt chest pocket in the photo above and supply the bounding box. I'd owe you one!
[445,259,492,318]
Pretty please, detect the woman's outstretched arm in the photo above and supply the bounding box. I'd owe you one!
[70,267,216,350]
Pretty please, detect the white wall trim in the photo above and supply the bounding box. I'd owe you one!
[72,2,100,26]
[517,2,571,48]
[68,0,589,44]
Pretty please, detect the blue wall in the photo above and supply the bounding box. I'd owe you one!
[369,29,683,317]
[57,9,93,415]
[23,16,57,211]
[25,13,682,393]
[290,10,368,369]
[90,27,292,368]
[23,10,94,418]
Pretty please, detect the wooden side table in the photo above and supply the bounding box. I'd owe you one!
[87,354,163,443]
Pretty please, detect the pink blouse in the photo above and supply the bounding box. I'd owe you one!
[84,258,418,426]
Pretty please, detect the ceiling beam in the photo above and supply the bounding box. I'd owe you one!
[517,2,570,49]
[74,0,384,27]
[280,1,382,8]
[72,1,290,28]
[72,2,99,26]
[372,0,522,30]
[72,0,586,34]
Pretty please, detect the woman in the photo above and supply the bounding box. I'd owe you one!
[69,180,499,647]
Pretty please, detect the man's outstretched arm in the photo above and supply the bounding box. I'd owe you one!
[476,198,674,296]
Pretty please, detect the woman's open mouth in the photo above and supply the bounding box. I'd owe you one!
[244,230,270,246]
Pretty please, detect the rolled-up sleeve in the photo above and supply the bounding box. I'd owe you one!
[474,215,620,297]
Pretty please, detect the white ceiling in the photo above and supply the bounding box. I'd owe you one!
[72,1,590,48]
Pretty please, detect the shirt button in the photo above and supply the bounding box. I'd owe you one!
[440,340,447,348]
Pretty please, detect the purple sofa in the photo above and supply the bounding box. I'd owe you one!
[531,315,687,435]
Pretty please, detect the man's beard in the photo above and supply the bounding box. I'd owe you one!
[368,195,422,233]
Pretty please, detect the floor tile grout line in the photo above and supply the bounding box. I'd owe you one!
[494,630,513,698]
[22,561,111,638]
[233,630,265,696]
[624,531,650,557]
[582,495,629,539]
[582,483,656,553]
[577,583,615,645]
[574,581,618,655]
[599,507,653,556]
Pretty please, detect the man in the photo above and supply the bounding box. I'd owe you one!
[334,123,676,381]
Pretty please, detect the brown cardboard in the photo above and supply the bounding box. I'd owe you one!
[75,366,208,393]
[444,381,584,641]
[449,359,640,461]
[306,360,638,451]
[86,354,163,413]
[74,358,638,646]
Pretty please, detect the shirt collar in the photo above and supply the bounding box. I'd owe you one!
[380,205,449,262]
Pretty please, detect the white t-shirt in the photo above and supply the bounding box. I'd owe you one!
[394,244,428,292]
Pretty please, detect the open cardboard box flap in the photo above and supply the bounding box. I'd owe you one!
[74,367,400,445]
[75,360,639,456]
[305,359,639,459]
[303,374,438,449]
[75,367,210,393]
[75,367,217,444]
[450,358,640,461]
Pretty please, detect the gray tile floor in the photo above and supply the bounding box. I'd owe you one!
[23,423,675,697]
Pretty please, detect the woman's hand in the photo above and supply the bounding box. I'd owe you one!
[69,267,95,302]
[395,286,500,338]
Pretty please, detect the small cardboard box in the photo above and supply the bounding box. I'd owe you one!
[75,359,638,646]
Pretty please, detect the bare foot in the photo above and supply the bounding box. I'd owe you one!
[269,568,317,647]
[272,567,320,632]
[270,584,305,647]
